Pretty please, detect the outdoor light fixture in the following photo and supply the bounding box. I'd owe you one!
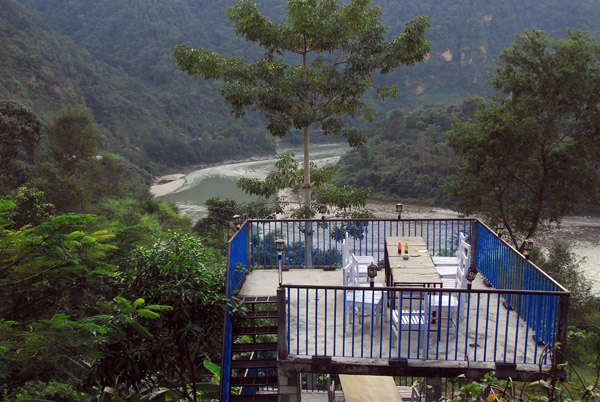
[319,204,327,221]
[466,266,478,283]
[367,262,378,288]
[466,265,479,290]
[396,203,403,220]
[232,214,242,230]
[524,239,533,260]
[276,239,286,285]
[497,220,504,238]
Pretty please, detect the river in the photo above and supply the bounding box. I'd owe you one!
[155,144,600,293]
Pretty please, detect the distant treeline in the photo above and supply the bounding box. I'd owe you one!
[334,99,481,205]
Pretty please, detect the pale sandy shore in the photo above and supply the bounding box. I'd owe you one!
[150,174,186,197]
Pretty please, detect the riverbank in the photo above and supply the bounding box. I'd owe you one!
[150,143,347,197]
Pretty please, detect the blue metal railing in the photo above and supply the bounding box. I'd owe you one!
[248,219,473,268]
[282,285,568,365]
[475,222,566,346]
[221,225,249,402]
[221,219,569,399]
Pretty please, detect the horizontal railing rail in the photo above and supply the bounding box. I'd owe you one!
[281,284,569,366]
[248,218,473,269]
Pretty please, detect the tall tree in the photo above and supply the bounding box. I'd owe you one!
[0,100,41,194]
[47,105,101,172]
[172,0,430,209]
[447,30,600,250]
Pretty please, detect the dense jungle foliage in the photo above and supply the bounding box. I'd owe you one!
[334,100,480,205]
[2,0,600,400]
[3,0,600,172]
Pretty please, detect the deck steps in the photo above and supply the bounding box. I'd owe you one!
[233,325,278,336]
[243,310,278,319]
[231,359,278,369]
[229,393,278,402]
[227,296,279,400]
[232,342,277,353]
[230,375,278,387]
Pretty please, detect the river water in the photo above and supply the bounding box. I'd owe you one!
[158,144,600,293]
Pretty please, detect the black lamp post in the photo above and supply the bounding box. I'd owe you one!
[497,220,504,238]
[367,262,378,288]
[396,203,403,220]
[319,204,327,222]
[276,239,285,285]
[523,239,533,260]
[233,214,242,230]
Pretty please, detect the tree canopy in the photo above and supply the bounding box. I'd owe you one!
[447,29,600,249]
[173,0,430,206]
[0,100,41,194]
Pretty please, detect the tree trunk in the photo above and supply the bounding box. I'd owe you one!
[303,125,311,206]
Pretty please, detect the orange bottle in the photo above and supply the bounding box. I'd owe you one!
[397,241,402,254]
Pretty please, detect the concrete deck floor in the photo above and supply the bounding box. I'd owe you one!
[239,267,547,366]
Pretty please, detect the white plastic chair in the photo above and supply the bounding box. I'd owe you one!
[434,233,470,279]
[430,247,470,332]
[343,256,386,326]
[391,291,429,355]
[341,238,374,283]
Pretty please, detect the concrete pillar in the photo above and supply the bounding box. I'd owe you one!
[425,377,442,402]
[278,370,302,402]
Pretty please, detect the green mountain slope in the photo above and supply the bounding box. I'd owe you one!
[4,0,600,172]
[1,0,274,171]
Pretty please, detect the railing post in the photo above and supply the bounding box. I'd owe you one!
[555,293,570,374]
[278,287,288,360]
[470,220,478,270]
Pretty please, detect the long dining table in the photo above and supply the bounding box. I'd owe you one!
[384,236,443,289]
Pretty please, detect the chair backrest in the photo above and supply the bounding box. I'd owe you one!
[341,238,349,266]
[456,246,470,289]
[349,255,360,285]
[342,261,353,286]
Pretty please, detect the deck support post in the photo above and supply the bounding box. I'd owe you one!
[277,287,302,401]
[425,377,442,402]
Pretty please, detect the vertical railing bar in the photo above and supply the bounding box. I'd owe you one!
[503,292,510,362]
[250,222,255,266]
[454,293,461,361]
[315,289,319,355]
[388,289,394,359]
[494,292,501,362]
[333,288,337,356]
[407,291,413,359]
[513,293,521,364]
[360,289,365,358]
[484,293,490,362]
[444,290,451,360]
[305,288,309,355]
[287,287,291,354]
[444,220,448,256]
[296,287,300,353]
[343,289,346,357]
[370,289,375,358]
[474,293,481,361]
[379,288,384,358]
[464,292,471,360]
[316,222,320,267]
[451,220,454,256]
[351,289,356,357]
[269,222,274,266]
[328,220,332,266]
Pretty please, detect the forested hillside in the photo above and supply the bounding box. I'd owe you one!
[334,99,480,205]
[4,0,600,171]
